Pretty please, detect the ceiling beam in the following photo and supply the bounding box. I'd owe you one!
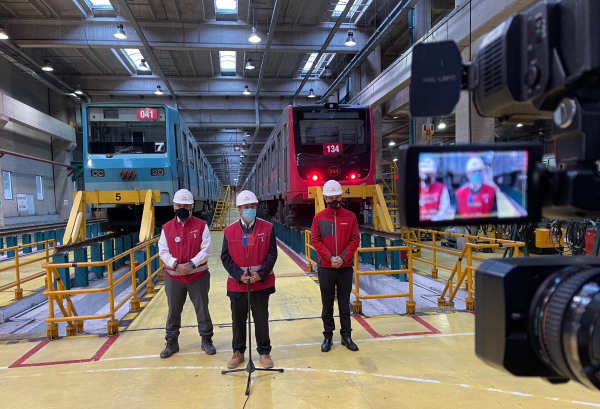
[115,0,177,106]
[39,0,61,17]
[7,20,366,54]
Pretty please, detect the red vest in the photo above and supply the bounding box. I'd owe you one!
[455,183,496,218]
[223,219,275,292]
[419,182,446,221]
[163,216,208,283]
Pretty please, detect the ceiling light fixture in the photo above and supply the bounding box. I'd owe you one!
[138,59,149,70]
[243,85,251,95]
[155,85,163,95]
[308,88,316,98]
[388,141,396,147]
[0,24,9,40]
[323,65,332,77]
[517,123,523,127]
[393,158,398,162]
[438,122,446,129]
[249,27,261,43]
[114,24,127,39]
[345,31,356,46]
[42,60,54,72]
[243,132,250,138]
[74,84,83,95]
[245,58,255,70]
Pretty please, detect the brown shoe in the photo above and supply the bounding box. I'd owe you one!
[227,351,245,369]
[260,354,274,369]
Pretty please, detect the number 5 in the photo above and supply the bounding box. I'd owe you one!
[116,193,121,201]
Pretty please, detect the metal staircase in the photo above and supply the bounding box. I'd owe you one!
[210,185,232,231]
[377,162,400,231]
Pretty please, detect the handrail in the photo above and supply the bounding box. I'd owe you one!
[405,228,525,310]
[42,236,163,338]
[0,239,56,300]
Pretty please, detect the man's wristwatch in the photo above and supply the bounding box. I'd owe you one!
[172,260,179,269]
[188,261,197,269]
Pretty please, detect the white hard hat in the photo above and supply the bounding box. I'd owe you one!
[466,156,485,173]
[173,189,194,204]
[418,157,437,173]
[236,190,258,206]
[323,180,343,196]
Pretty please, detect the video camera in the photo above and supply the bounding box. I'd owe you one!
[397,0,600,390]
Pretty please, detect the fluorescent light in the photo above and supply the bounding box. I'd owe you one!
[74,85,83,95]
[249,27,261,43]
[388,141,396,146]
[0,25,9,40]
[308,88,316,98]
[245,58,255,70]
[155,85,163,95]
[345,31,356,46]
[42,60,53,72]
[243,85,251,95]
[438,122,446,129]
[114,24,127,39]
[517,123,523,127]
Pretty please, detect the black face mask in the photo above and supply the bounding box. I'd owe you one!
[327,200,341,210]
[175,208,190,220]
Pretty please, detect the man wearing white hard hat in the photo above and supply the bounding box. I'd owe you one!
[418,157,453,221]
[311,180,360,353]
[455,156,497,218]
[158,189,215,359]
[221,190,278,370]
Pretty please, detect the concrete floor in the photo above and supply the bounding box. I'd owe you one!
[0,224,598,408]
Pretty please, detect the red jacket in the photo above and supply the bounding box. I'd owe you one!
[455,183,496,218]
[223,219,276,292]
[311,206,360,268]
[162,216,208,283]
[419,181,446,221]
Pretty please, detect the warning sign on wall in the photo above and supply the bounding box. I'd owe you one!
[16,194,27,212]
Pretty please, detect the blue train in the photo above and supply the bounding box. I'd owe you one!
[82,103,220,230]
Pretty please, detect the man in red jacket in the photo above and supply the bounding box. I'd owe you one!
[221,190,278,370]
[158,189,215,358]
[311,180,360,353]
[455,156,497,218]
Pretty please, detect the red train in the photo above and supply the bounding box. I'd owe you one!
[242,103,376,225]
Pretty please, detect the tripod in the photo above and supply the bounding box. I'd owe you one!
[221,236,283,396]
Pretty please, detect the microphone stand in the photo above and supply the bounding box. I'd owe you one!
[221,229,283,396]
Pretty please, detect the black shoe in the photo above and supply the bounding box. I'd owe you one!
[160,336,179,358]
[321,338,333,353]
[341,337,359,352]
[201,336,216,355]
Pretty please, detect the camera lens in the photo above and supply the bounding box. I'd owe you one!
[530,266,600,389]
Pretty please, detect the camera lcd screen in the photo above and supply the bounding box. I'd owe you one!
[418,151,529,222]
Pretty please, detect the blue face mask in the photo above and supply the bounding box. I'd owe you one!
[469,172,484,189]
[243,208,256,223]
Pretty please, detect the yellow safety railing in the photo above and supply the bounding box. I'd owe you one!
[304,230,415,315]
[211,185,232,231]
[42,236,164,339]
[377,162,399,229]
[405,229,525,310]
[353,246,415,315]
[0,239,56,300]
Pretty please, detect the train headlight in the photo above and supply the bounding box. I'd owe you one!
[311,174,319,181]
[350,174,357,179]
[151,168,165,176]
[91,169,105,177]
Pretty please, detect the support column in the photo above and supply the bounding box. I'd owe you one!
[374,236,387,270]
[91,243,103,279]
[373,106,383,171]
[22,234,32,254]
[414,0,432,41]
[455,40,495,145]
[52,139,75,223]
[74,248,89,287]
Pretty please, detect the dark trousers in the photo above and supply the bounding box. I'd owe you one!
[318,266,353,339]
[230,290,272,355]
[165,272,214,338]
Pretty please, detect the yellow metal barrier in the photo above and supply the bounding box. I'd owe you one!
[405,229,525,310]
[353,246,415,315]
[42,236,164,339]
[304,230,415,315]
[0,239,56,300]
[64,189,160,245]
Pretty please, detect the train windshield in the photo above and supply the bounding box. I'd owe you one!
[296,110,367,155]
[87,107,167,155]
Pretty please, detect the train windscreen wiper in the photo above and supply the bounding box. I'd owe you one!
[106,146,134,158]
